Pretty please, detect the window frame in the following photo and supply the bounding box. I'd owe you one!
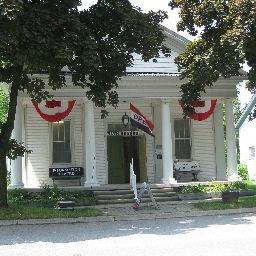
[249,146,255,160]
[173,118,192,161]
[50,119,73,166]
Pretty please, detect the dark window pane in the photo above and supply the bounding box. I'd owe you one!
[52,121,71,163]
[52,123,59,141]
[174,119,191,160]
[58,122,64,141]
[175,140,191,159]
[184,120,190,138]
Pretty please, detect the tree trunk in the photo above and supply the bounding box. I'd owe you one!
[0,66,23,208]
[0,156,8,208]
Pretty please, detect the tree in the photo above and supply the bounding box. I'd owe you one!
[0,0,170,207]
[169,0,255,113]
[0,88,8,129]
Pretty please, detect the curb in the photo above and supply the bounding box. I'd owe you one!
[1,207,256,226]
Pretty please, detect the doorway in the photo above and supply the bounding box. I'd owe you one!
[107,136,147,184]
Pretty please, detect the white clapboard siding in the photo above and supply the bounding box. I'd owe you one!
[25,103,83,187]
[154,100,216,181]
[126,52,179,74]
[170,100,216,179]
[192,116,216,180]
[239,120,256,180]
[26,105,50,187]
[94,107,106,184]
[94,100,155,184]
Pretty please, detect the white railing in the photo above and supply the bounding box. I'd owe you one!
[130,158,138,200]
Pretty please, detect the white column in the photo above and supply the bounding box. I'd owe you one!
[225,99,239,180]
[84,100,99,187]
[9,98,24,188]
[161,99,176,184]
[214,101,227,180]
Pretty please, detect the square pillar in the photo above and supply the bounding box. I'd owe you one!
[161,99,176,184]
[225,98,239,180]
[9,98,24,188]
[214,101,227,180]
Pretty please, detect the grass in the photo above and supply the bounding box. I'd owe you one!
[246,181,256,192]
[0,204,102,220]
[194,195,256,211]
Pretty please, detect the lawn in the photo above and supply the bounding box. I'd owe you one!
[0,204,102,220]
[194,195,256,211]
[246,181,256,192]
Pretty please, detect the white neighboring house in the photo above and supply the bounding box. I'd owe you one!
[236,94,256,180]
[8,27,245,189]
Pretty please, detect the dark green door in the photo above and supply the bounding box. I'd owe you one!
[107,135,147,184]
[108,137,125,184]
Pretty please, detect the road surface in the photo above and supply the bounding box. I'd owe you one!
[1,213,256,256]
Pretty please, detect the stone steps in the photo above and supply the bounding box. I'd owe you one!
[94,186,178,205]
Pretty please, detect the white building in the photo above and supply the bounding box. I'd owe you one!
[9,28,244,188]
[236,94,256,180]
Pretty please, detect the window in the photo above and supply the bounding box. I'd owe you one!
[174,119,191,160]
[52,121,71,164]
[249,146,255,160]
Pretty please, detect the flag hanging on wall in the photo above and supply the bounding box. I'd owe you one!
[32,99,76,122]
[130,103,154,136]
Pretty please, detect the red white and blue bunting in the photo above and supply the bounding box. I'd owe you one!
[179,99,217,121]
[32,99,76,122]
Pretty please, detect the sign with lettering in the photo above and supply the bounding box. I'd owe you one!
[107,131,139,136]
[49,167,84,177]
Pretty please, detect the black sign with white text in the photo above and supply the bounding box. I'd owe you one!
[49,167,84,177]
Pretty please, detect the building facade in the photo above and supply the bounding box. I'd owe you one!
[9,28,243,188]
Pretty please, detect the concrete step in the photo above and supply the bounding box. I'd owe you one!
[93,185,178,205]
[94,188,175,196]
[96,196,179,205]
[149,188,175,193]
[96,191,176,200]
[94,189,134,195]
[96,194,135,200]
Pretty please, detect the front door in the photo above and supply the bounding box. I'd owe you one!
[107,135,147,184]
[107,136,125,184]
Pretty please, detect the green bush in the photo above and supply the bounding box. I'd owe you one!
[179,181,248,194]
[179,184,206,194]
[8,185,96,208]
[238,164,249,181]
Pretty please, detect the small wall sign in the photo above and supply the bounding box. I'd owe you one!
[49,167,84,177]
[107,130,139,136]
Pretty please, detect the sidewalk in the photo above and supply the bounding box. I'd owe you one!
[1,200,256,226]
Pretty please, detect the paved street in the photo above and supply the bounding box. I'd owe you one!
[1,212,256,256]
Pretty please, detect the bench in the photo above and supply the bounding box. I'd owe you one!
[49,167,84,186]
[173,161,200,182]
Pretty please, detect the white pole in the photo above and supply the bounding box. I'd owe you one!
[214,101,227,180]
[225,98,239,180]
[9,98,24,188]
[84,100,99,187]
[161,99,176,184]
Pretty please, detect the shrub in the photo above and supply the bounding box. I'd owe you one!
[179,181,248,194]
[8,185,95,207]
[238,164,249,181]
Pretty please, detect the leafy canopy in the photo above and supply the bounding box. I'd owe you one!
[0,0,169,114]
[169,0,255,112]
